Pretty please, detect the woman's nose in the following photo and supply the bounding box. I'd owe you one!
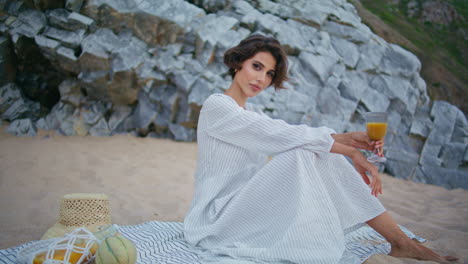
[257,72,266,83]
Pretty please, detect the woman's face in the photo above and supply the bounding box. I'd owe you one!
[233,51,276,98]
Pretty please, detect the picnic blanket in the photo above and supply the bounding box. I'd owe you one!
[0,221,425,264]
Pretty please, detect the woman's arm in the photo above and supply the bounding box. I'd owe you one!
[202,94,335,156]
[332,132,384,154]
[330,140,382,197]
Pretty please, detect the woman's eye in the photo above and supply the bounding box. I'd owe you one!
[253,63,261,70]
[267,72,275,78]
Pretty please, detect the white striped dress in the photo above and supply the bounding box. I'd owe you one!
[183,93,386,263]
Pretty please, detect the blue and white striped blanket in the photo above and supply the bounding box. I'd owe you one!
[0,221,424,264]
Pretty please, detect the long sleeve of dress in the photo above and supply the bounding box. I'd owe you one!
[202,94,335,156]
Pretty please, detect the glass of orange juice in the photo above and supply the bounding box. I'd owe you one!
[364,112,388,162]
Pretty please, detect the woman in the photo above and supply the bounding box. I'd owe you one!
[183,35,457,263]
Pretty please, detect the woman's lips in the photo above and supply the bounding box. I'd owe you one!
[250,84,261,91]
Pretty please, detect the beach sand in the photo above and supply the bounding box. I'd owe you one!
[0,127,466,263]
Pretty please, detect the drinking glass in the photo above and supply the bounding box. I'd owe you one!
[364,112,388,163]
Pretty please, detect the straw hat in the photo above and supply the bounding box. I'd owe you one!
[41,193,112,240]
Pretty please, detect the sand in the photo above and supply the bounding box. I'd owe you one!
[0,127,466,263]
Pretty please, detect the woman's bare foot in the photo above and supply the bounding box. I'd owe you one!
[389,239,459,263]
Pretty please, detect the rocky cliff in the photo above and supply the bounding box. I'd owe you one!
[0,0,466,189]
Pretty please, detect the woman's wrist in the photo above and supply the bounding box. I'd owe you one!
[330,140,360,158]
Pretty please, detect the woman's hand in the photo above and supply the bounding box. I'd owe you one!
[351,151,383,197]
[350,132,384,157]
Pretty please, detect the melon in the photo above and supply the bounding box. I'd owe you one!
[95,234,137,264]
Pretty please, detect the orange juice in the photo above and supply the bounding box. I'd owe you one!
[366,122,387,140]
[33,242,98,264]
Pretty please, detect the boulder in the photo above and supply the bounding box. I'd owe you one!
[133,90,158,130]
[378,44,421,78]
[89,117,110,136]
[169,123,196,141]
[9,9,46,39]
[299,51,339,84]
[43,26,85,49]
[6,118,36,136]
[82,0,205,46]
[47,9,94,31]
[416,165,468,190]
[108,105,132,132]
[58,79,84,107]
[440,142,466,169]
[65,0,84,12]
[331,36,360,68]
[338,71,369,101]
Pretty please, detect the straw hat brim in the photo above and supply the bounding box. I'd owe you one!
[41,223,106,240]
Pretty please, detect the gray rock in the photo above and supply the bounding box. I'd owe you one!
[171,70,199,94]
[410,104,432,138]
[9,10,46,38]
[112,32,148,72]
[233,0,255,15]
[79,28,124,71]
[108,105,132,132]
[385,160,417,181]
[34,35,60,59]
[257,0,294,18]
[331,36,360,68]
[6,1,26,16]
[83,0,205,46]
[378,44,421,78]
[169,123,196,141]
[43,27,85,49]
[133,91,157,129]
[89,118,111,136]
[282,1,329,27]
[356,38,386,72]
[46,9,71,29]
[58,79,84,107]
[56,46,80,73]
[35,117,48,130]
[190,0,231,13]
[322,20,370,44]
[81,101,107,125]
[309,31,340,58]
[66,0,84,12]
[285,90,311,113]
[1,97,37,121]
[360,88,390,113]
[427,101,459,145]
[216,27,250,51]
[47,9,94,31]
[68,12,94,30]
[338,71,368,101]
[299,51,339,84]
[275,19,310,55]
[6,118,36,136]
[44,102,75,131]
[440,143,466,169]
[419,142,443,167]
[314,86,356,130]
[451,110,467,144]
[188,77,214,106]
[417,165,468,190]
[369,75,418,115]
[193,14,238,46]
[0,83,21,114]
[78,71,110,101]
[240,8,264,30]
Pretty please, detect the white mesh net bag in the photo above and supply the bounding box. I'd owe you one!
[17,227,98,264]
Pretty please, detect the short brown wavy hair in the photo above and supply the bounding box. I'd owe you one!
[223,34,288,90]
